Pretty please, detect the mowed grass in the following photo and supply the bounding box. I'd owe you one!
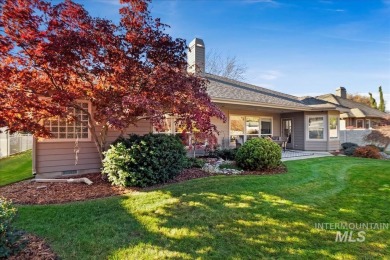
[15,157,390,259]
[0,150,32,186]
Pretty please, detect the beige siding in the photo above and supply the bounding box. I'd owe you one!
[328,140,340,150]
[36,119,152,177]
[280,112,305,150]
[303,111,341,151]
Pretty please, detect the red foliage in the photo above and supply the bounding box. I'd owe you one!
[353,146,381,159]
[0,0,225,157]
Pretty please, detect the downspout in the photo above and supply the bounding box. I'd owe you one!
[32,136,37,176]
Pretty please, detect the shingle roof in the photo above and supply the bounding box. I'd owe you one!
[298,96,345,110]
[317,94,388,118]
[206,73,310,109]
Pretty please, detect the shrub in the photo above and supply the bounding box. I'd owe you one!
[0,197,24,258]
[184,157,205,168]
[353,146,381,159]
[102,134,187,187]
[344,146,358,156]
[214,148,238,161]
[341,142,358,150]
[366,144,385,152]
[235,138,281,171]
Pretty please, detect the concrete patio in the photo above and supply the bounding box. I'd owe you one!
[281,150,334,161]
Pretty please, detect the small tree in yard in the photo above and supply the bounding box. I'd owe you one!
[378,86,386,112]
[0,0,225,160]
[364,116,390,151]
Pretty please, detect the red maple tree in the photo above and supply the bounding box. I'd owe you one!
[0,0,225,159]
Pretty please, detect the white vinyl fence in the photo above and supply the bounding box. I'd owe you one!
[0,129,33,158]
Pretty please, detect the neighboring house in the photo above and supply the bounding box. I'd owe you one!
[33,38,349,178]
[316,88,388,146]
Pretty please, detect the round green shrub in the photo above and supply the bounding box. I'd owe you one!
[102,133,187,187]
[0,197,24,258]
[344,146,358,156]
[235,138,282,171]
[215,148,238,160]
[341,142,358,150]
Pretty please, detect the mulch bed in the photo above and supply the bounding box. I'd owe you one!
[0,169,213,205]
[0,173,134,205]
[0,167,285,206]
[7,233,57,260]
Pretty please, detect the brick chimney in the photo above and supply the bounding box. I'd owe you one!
[335,87,347,99]
[187,38,205,75]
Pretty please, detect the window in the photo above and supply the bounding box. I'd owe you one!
[329,116,338,139]
[356,119,364,128]
[365,119,371,129]
[261,118,272,137]
[246,116,259,140]
[43,102,90,141]
[153,117,193,147]
[307,116,325,140]
[229,115,273,144]
[230,116,245,145]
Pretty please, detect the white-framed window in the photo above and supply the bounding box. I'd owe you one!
[229,115,273,145]
[260,118,272,137]
[307,115,326,141]
[356,119,364,129]
[365,119,371,129]
[329,116,339,139]
[153,117,194,147]
[43,102,90,142]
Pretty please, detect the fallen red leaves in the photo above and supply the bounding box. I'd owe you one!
[0,173,133,205]
[0,167,286,206]
[8,233,57,260]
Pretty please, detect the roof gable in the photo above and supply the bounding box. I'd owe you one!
[317,94,388,118]
[206,74,310,109]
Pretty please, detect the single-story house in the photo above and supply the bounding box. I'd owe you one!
[33,38,379,178]
[316,88,388,130]
[315,87,388,146]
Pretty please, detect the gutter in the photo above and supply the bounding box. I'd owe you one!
[212,98,314,111]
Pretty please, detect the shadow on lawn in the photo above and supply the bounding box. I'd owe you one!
[110,182,388,258]
[16,158,390,259]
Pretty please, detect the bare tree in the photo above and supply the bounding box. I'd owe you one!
[206,49,247,81]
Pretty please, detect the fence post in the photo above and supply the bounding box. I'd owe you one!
[6,131,10,157]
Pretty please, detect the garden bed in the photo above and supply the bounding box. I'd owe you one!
[0,169,211,205]
[8,233,57,260]
[0,167,286,205]
[0,173,132,205]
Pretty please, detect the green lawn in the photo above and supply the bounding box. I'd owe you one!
[0,150,33,186]
[15,157,390,259]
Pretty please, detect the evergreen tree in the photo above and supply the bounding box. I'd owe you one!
[369,92,378,109]
[378,86,386,112]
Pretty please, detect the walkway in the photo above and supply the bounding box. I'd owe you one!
[281,150,333,161]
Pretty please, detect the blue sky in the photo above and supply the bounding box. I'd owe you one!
[78,0,389,106]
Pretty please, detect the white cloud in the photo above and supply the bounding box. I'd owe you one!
[258,70,283,80]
